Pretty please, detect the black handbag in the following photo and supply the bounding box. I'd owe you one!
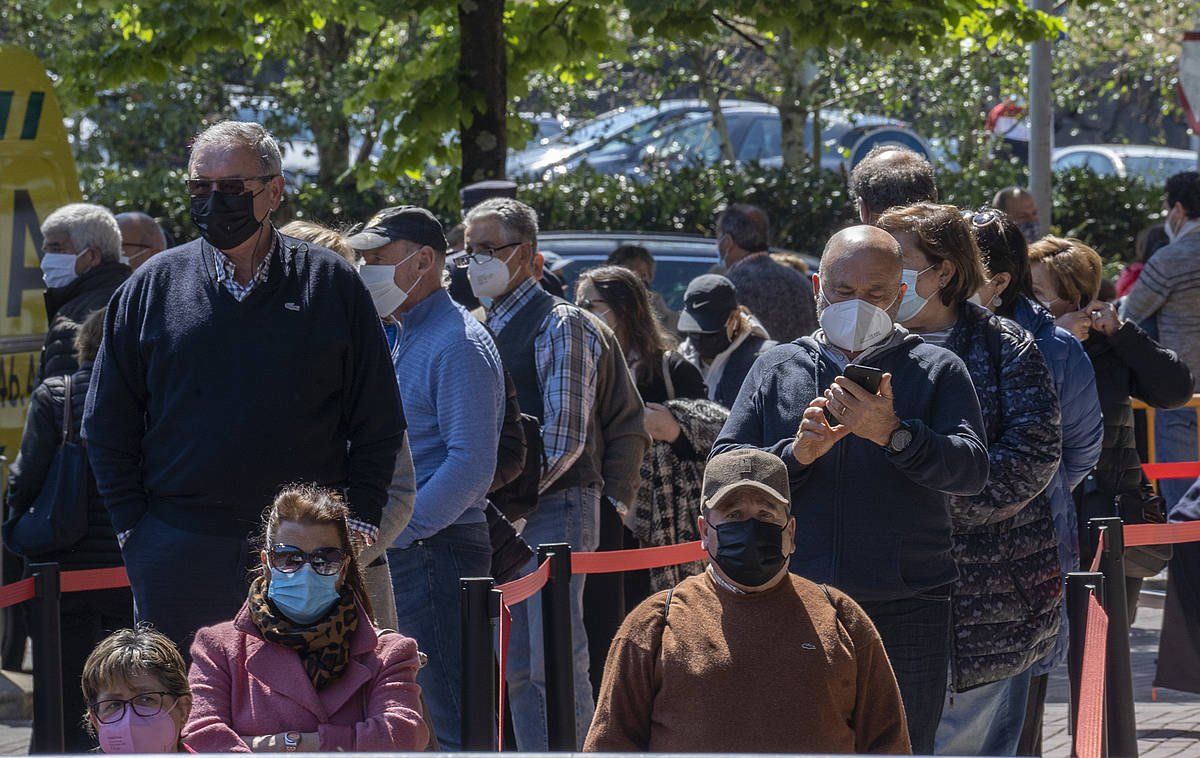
[2,375,91,558]
[1116,488,1173,579]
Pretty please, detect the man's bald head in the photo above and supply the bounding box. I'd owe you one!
[850,147,938,223]
[116,212,167,269]
[820,225,903,279]
[815,226,906,321]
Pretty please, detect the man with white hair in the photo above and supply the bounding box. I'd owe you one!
[83,120,404,652]
[115,211,168,269]
[38,202,130,380]
[463,197,647,750]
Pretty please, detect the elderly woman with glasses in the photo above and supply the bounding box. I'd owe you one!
[83,626,194,753]
[185,485,429,752]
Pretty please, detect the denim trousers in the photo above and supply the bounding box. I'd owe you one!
[859,592,952,756]
[1155,407,1198,513]
[935,667,1034,756]
[507,484,600,751]
[388,521,492,752]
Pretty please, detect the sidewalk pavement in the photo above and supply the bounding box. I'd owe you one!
[0,600,1195,754]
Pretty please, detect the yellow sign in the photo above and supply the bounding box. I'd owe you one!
[0,45,81,457]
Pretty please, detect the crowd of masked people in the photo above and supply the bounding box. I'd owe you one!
[4,117,1200,756]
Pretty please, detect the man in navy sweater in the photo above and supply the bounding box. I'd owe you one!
[712,225,989,754]
[82,121,404,651]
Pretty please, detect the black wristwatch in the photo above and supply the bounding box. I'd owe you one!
[886,421,914,454]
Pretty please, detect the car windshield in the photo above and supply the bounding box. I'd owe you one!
[545,105,663,147]
[591,111,702,155]
[1123,156,1197,185]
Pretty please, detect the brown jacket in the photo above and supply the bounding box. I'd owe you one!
[585,571,911,754]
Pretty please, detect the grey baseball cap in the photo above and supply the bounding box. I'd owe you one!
[702,449,791,514]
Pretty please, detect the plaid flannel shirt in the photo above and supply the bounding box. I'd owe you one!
[212,237,275,301]
[488,278,601,493]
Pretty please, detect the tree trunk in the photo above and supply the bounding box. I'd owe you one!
[776,31,821,171]
[688,46,735,163]
[459,0,508,185]
[304,22,353,187]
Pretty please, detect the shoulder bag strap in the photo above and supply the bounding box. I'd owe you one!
[61,374,73,444]
[661,352,676,401]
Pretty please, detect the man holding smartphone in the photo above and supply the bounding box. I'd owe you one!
[713,225,990,754]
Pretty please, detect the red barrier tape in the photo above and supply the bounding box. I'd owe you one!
[0,578,35,610]
[1075,593,1109,758]
[1143,461,1200,480]
[571,541,706,574]
[61,566,130,594]
[495,559,551,750]
[1125,521,1200,547]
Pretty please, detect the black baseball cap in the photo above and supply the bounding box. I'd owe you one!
[346,206,447,253]
[678,274,738,334]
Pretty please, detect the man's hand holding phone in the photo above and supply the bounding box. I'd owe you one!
[825,369,901,447]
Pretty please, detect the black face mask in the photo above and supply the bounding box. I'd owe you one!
[191,189,266,251]
[693,330,732,360]
[709,517,787,588]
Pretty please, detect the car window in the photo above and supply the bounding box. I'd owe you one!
[543,237,721,310]
[1123,156,1197,185]
[737,116,783,162]
[591,111,699,156]
[1085,153,1116,176]
[658,119,725,163]
[1054,152,1091,170]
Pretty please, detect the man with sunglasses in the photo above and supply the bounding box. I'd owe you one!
[347,205,505,750]
[115,211,168,270]
[83,120,404,654]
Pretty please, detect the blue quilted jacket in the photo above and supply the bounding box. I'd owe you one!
[944,303,1063,691]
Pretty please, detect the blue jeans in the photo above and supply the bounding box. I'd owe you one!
[858,593,951,756]
[1155,407,1198,513]
[507,484,600,751]
[388,522,492,752]
[935,668,1034,756]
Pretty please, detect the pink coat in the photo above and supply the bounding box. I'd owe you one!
[184,602,428,752]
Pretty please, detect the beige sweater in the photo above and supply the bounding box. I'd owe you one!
[585,571,912,755]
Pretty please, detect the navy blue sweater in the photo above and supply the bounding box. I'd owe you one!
[712,332,990,602]
[82,234,405,536]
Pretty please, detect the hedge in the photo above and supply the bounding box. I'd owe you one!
[83,160,1165,264]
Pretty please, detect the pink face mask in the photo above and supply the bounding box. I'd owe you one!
[97,703,179,754]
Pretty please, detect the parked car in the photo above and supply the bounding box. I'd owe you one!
[539,230,819,309]
[637,105,931,175]
[1052,145,1197,185]
[507,99,764,178]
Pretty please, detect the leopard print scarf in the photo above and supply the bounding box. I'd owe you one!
[248,575,359,691]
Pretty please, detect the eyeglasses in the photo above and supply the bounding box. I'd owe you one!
[267,544,347,576]
[452,241,522,268]
[577,298,610,314]
[91,692,178,724]
[184,175,277,197]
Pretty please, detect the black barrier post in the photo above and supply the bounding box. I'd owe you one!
[29,562,63,754]
[1066,571,1105,740]
[539,543,576,751]
[460,577,499,752]
[1092,517,1137,758]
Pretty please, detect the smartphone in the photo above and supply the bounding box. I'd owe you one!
[843,364,884,395]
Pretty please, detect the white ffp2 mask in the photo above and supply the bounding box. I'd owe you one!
[818,294,896,353]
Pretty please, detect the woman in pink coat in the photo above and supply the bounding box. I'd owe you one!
[185,485,428,752]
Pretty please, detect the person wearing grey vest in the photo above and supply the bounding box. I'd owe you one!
[463,198,638,751]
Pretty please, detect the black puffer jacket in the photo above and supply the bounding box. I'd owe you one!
[7,363,121,569]
[39,262,129,381]
[1077,321,1193,555]
[944,303,1063,691]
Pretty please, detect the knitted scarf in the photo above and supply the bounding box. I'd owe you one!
[632,397,729,591]
[248,576,359,691]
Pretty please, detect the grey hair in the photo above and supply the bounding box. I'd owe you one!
[465,197,539,249]
[41,203,122,263]
[188,120,283,177]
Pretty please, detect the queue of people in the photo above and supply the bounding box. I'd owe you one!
[5,119,1200,757]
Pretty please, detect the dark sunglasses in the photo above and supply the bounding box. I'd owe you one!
[267,544,347,576]
[963,209,1001,227]
[185,175,277,197]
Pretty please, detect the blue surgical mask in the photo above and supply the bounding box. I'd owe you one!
[897,264,940,323]
[267,565,341,625]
